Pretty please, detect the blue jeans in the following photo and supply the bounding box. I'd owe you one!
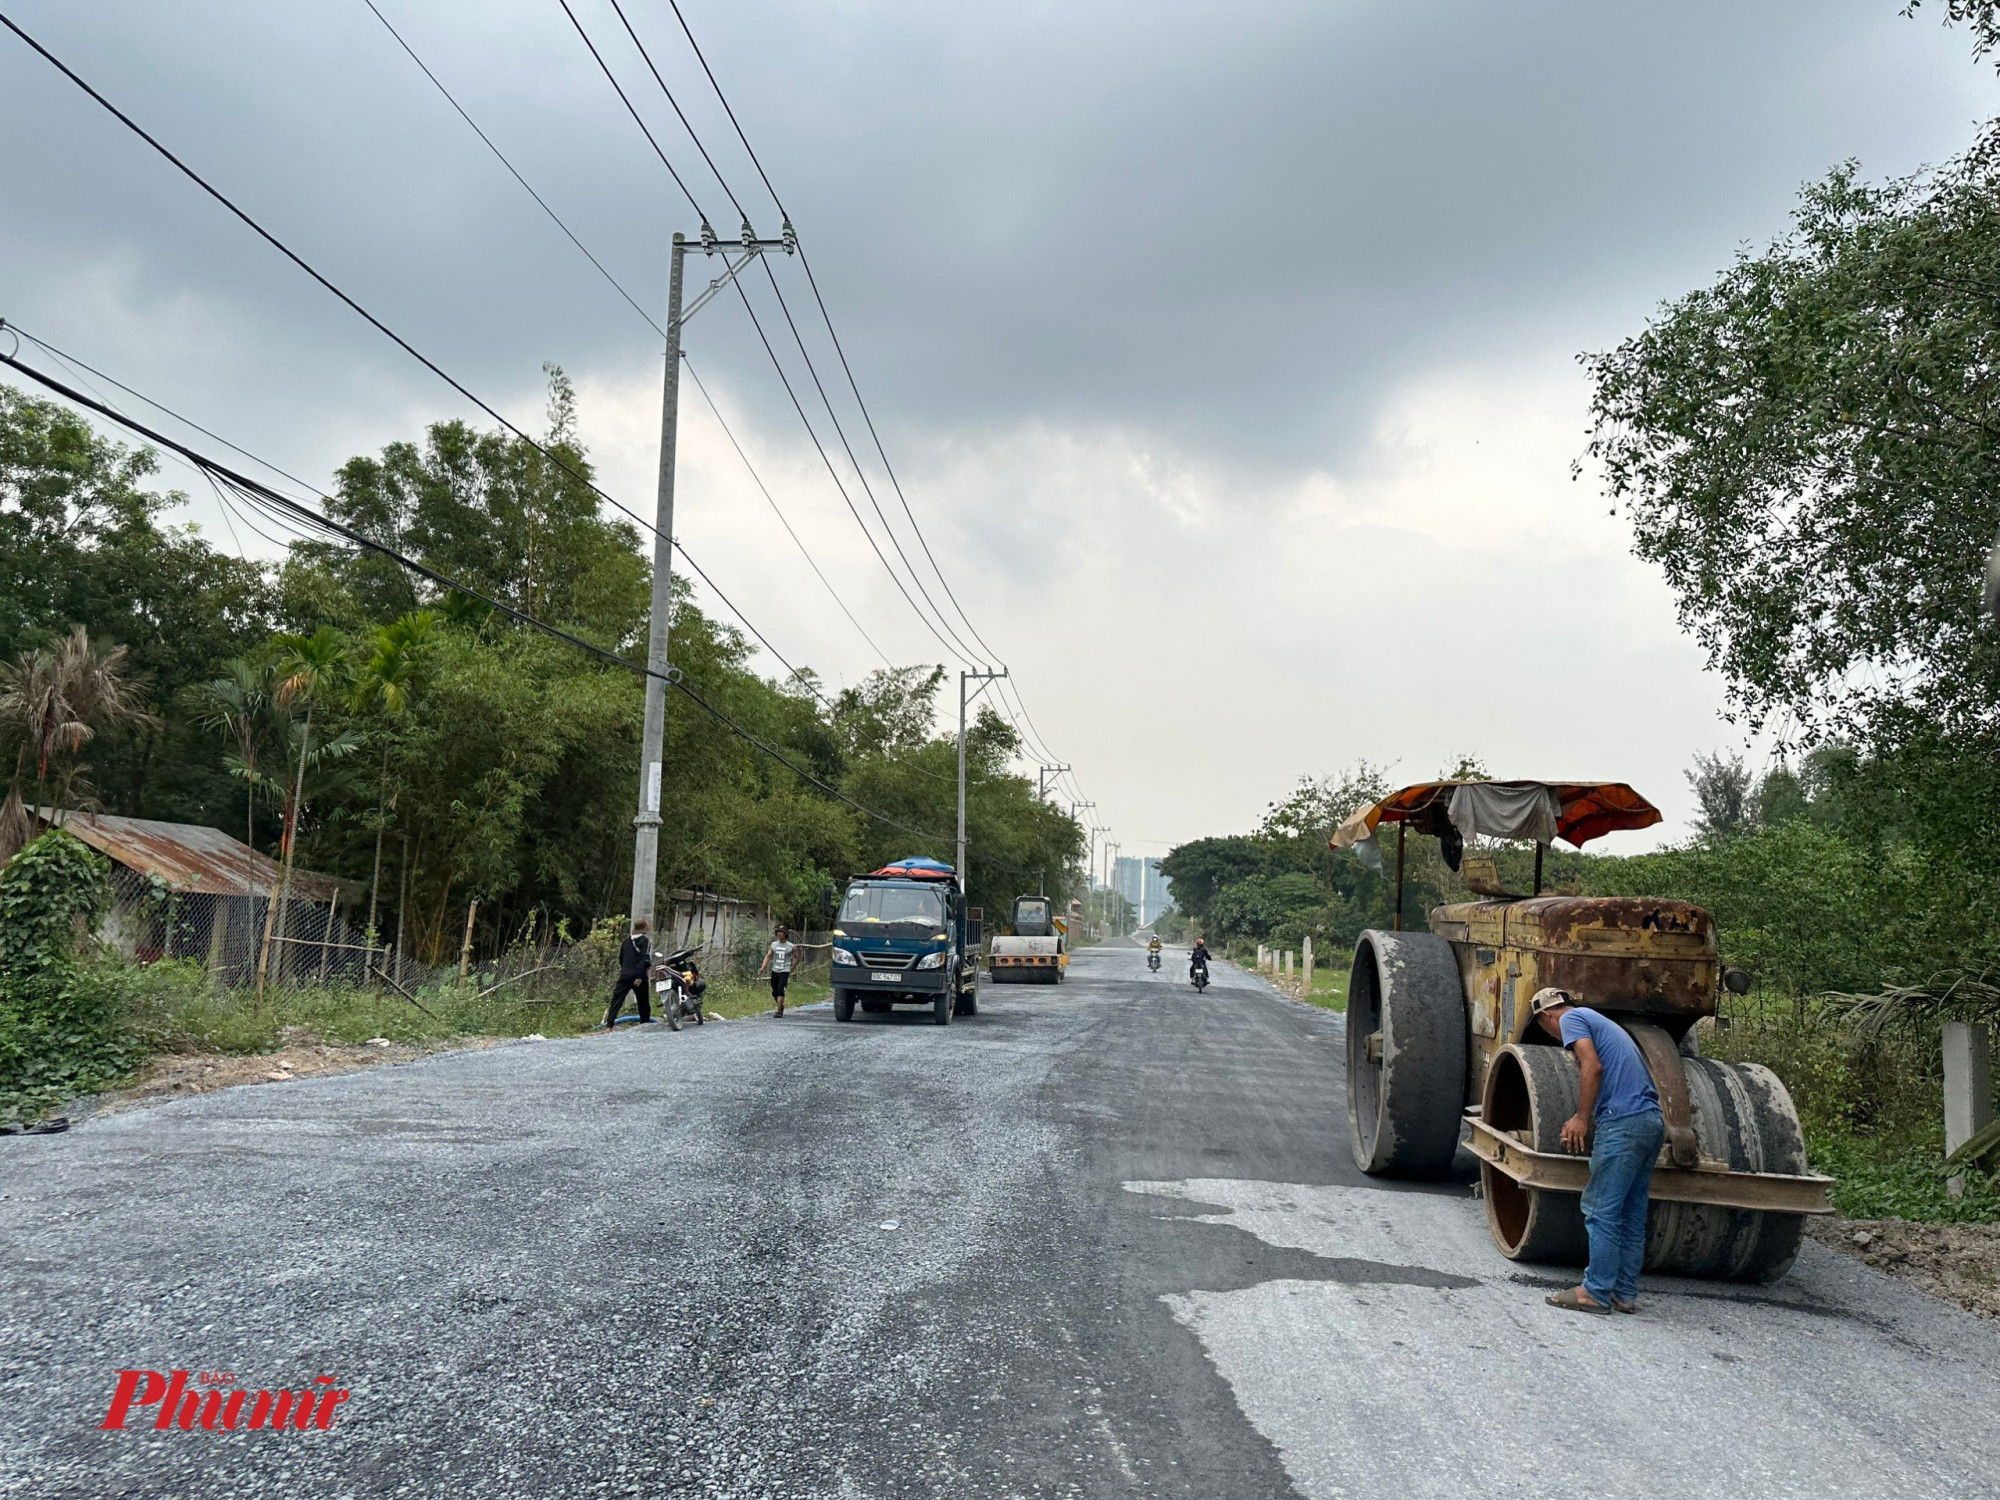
[1580,1108,1664,1305]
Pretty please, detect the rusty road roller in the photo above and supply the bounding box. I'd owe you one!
[1330,779,1833,1284]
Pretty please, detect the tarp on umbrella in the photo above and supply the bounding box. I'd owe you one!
[1329,780,1661,870]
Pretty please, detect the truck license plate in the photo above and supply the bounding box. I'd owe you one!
[870,972,901,983]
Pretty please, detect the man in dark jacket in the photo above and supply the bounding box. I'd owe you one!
[606,920,654,1028]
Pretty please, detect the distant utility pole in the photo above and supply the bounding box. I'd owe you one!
[1106,840,1122,934]
[958,668,1009,891]
[631,222,796,933]
[1072,801,1095,904]
[1038,764,1071,800]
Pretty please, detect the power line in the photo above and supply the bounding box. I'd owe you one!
[551,0,708,223]
[751,256,992,667]
[561,12,990,670]
[725,274,977,667]
[683,353,894,666]
[656,3,1087,786]
[3,11,829,696]
[357,1,892,681]
[666,0,785,214]
[602,0,746,223]
[360,0,665,341]
[0,344,951,845]
[659,0,1009,670]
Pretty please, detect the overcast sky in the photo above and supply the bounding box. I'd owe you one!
[2,1,1991,860]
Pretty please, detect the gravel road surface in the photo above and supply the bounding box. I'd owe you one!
[4,943,1998,1498]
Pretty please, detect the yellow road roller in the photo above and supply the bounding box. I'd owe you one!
[1330,779,1833,1284]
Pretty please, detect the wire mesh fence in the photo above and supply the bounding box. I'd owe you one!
[97,866,828,1009]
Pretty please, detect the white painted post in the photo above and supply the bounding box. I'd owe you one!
[1944,1020,1995,1198]
[1284,950,1293,978]
[1303,935,1314,994]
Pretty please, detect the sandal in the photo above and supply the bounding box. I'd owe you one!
[1611,1298,1637,1314]
[1546,1286,1613,1315]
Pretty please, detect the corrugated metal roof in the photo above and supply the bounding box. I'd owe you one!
[32,809,341,901]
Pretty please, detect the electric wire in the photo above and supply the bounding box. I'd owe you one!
[658,4,1087,781]
[751,257,993,667]
[601,0,747,223]
[355,2,893,679]
[547,2,988,670]
[0,346,951,845]
[2,11,834,698]
[683,353,894,667]
[661,0,1011,670]
[360,0,666,341]
[725,275,979,668]
[551,0,709,223]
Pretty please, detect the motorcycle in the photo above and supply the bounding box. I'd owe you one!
[1190,961,1209,993]
[651,946,708,1031]
[1147,950,1162,972]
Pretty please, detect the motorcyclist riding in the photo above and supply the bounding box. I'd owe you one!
[1189,937,1210,980]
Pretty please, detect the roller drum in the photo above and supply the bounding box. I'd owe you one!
[1480,1042,1808,1284]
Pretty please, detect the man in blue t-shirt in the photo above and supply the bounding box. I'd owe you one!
[1530,987,1664,1316]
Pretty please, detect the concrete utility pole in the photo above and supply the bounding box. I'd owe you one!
[1038,764,1071,800]
[958,668,1009,892]
[630,223,795,933]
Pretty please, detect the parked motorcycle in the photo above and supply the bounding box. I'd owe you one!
[652,946,708,1031]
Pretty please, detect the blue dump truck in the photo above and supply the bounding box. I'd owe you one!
[829,857,982,1025]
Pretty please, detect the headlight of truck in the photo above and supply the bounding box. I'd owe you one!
[832,947,859,966]
[915,951,946,969]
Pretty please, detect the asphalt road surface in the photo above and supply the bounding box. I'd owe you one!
[5,943,2000,1499]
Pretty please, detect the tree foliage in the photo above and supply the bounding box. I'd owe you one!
[0,377,1084,965]
[1585,155,2000,743]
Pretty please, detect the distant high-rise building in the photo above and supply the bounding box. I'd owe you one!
[1114,855,1174,927]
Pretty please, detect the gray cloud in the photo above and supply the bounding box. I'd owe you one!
[0,0,1989,843]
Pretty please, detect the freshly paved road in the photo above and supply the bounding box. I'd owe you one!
[4,943,1999,1498]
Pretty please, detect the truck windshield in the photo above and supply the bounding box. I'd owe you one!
[840,883,947,932]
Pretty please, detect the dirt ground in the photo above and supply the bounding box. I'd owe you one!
[80,1028,505,1120]
[1809,1214,2000,1319]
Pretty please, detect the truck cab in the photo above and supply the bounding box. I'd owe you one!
[829,858,980,1025]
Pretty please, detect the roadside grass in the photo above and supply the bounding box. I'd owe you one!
[1251,956,1348,1012]
[1,957,838,1123]
[1303,962,1348,1012]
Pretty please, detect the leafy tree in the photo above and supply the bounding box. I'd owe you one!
[0,626,160,858]
[1688,751,1755,841]
[1585,154,2000,745]
[193,657,279,852]
[0,388,271,824]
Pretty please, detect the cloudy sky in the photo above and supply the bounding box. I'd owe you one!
[1,1,1991,860]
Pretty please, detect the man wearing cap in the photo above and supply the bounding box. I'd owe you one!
[1530,986,1664,1315]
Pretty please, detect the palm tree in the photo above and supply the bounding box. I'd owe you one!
[351,610,436,943]
[0,626,160,862]
[255,626,352,997]
[195,657,279,853]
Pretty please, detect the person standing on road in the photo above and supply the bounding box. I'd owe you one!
[756,925,828,1019]
[1531,987,1664,1315]
[606,919,654,1029]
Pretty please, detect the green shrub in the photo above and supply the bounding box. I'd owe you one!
[0,831,146,1123]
